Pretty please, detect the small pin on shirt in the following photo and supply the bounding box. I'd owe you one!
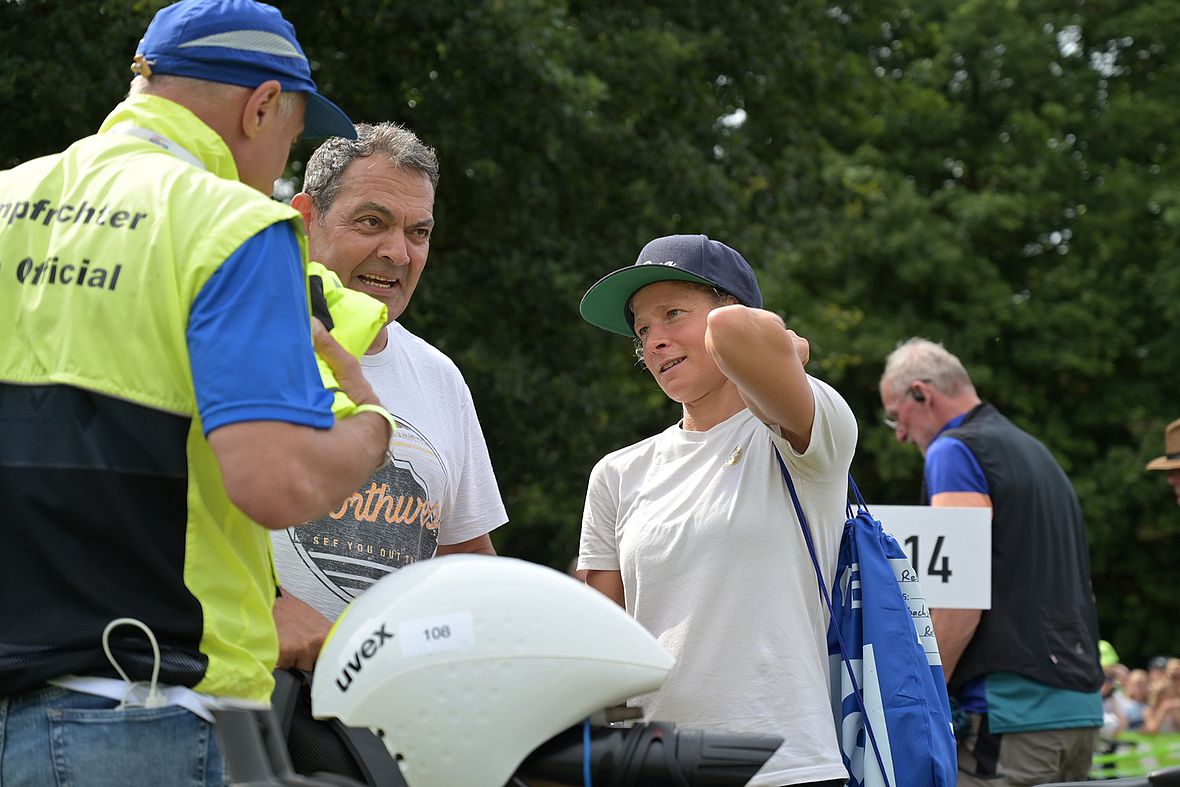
[724,446,743,466]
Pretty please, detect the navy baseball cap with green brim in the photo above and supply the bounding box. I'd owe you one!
[580,234,763,337]
[136,0,356,140]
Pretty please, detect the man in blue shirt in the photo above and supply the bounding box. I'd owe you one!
[0,2,392,784]
[880,338,1104,787]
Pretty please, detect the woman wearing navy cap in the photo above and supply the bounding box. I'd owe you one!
[577,234,857,786]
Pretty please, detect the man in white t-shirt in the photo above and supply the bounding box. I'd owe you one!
[272,122,508,667]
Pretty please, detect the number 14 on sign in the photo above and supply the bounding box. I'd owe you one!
[870,505,992,611]
[904,534,952,584]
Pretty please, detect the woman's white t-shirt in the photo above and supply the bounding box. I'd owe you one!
[579,377,857,786]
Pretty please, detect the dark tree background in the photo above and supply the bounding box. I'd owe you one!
[3,0,1177,665]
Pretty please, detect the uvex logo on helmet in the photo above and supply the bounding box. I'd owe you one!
[334,623,394,693]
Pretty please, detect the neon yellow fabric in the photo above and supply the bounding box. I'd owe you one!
[0,94,310,702]
[306,259,391,422]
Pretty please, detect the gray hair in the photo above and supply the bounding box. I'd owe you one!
[128,74,300,116]
[881,337,975,398]
[302,122,439,215]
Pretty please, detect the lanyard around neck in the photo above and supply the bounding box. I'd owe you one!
[109,122,206,171]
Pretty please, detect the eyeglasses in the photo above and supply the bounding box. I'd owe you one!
[882,382,929,430]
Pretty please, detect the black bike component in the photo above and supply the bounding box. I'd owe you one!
[212,706,368,787]
[217,703,782,786]
[515,721,782,786]
[272,668,405,787]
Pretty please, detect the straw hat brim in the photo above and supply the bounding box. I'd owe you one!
[1146,455,1180,471]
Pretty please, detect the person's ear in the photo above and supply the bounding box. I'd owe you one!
[291,192,316,228]
[241,80,283,140]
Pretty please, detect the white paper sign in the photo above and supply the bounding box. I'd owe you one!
[868,505,992,610]
[398,610,475,658]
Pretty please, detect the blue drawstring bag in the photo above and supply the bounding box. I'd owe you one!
[775,450,958,787]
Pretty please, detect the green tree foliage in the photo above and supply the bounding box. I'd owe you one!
[0,1,159,168]
[2,0,1176,662]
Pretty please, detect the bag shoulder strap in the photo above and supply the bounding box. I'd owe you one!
[272,667,406,787]
[271,667,306,737]
[332,723,406,787]
[773,447,892,787]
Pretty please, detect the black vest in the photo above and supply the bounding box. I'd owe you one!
[935,403,1103,695]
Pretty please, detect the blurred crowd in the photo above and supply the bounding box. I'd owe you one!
[1101,642,1180,736]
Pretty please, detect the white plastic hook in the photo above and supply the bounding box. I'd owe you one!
[102,617,166,710]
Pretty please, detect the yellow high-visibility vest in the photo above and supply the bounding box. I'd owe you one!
[0,94,312,702]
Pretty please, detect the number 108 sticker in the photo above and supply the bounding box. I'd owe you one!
[870,505,992,610]
[398,610,476,658]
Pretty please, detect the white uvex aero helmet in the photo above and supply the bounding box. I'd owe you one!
[310,555,673,787]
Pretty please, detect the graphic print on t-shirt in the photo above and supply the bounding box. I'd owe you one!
[285,415,445,606]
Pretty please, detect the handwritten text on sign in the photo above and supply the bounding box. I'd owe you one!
[869,505,991,610]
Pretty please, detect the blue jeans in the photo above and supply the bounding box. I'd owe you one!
[0,686,226,786]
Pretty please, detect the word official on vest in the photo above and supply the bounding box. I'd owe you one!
[2,198,149,292]
[12,255,123,291]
